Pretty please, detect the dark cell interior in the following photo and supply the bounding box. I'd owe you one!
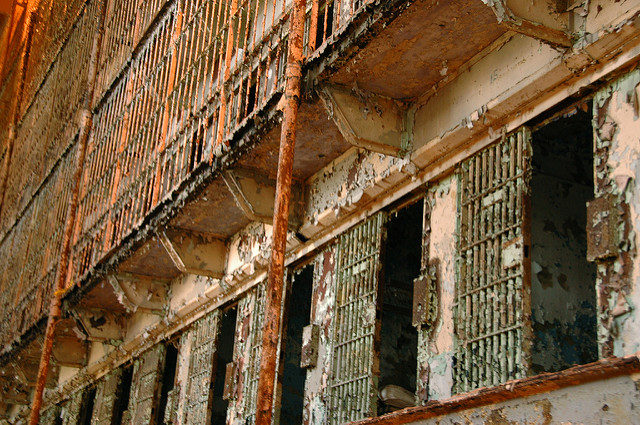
[211,305,238,424]
[279,265,313,424]
[54,407,63,425]
[378,200,422,408]
[113,364,133,425]
[78,386,96,425]
[530,104,598,374]
[156,342,179,425]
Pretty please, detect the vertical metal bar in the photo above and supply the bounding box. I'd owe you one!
[28,1,106,423]
[152,5,184,206]
[308,0,319,52]
[0,10,35,223]
[213,0,239,155]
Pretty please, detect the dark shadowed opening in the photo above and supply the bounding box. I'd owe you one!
[156,341,179,425]
[531,104,598,374]
[78,386,97,425]
[211,305,238,424]
[378,199,422,413]
[112,364,133,425]
[279,264,314,423]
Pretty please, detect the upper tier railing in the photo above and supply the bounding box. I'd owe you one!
[0,0,371,350]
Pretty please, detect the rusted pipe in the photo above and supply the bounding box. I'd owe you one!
[27,2,106,423]
[254,0,306,422]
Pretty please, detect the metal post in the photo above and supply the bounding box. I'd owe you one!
[254,0,307,421]
[27,2,105,422]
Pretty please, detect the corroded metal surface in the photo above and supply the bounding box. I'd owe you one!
[454,127,532,393]
[255,0,308,419]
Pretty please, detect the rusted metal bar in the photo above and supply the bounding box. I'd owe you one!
[0,10,34,226]
[214,0,239,155]
[308,0,320,53]
[254,0,307,420]
[151,6,184,206]
[27,2,106,423]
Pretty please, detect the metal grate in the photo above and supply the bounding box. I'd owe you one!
[39,404,61,425]
[329,212,387,424]
[243,283,266,425]
[454,127,532,394]
[61,389,84,425]
[127,344,167,425]
[91,368,125,425]
[182,309,221,425]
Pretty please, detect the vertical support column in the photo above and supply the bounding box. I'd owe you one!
[28,1,107,423]
[254,0,307,421]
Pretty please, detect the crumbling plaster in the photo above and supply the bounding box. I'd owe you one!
[416,177,457,403]
[594,69,640,358]
[303,247,337,425]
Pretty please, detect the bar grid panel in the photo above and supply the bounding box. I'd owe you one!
[183,309,221,425]
[329,212,386,425]
[454,127,531,394]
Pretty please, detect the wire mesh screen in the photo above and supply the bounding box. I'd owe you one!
[329,212,386,424]
[454,127,531,394]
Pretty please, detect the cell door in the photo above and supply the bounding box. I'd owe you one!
[226,282,266,425]
[454,127,532,393]
[126,344,166,424]
[91,368,124,425]
[61,389,84,425]
[328,212,387,424]
[181,309,221,424]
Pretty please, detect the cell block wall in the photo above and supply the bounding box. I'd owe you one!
[90,367,125,425]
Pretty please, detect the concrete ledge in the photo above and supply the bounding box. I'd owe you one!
[351,354,640,425]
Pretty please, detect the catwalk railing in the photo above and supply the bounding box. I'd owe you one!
[0,0,373,351]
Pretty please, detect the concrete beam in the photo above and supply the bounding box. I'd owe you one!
[318,84,409,157]
[222,168,303,227]
[70,307,126,344]
[107,273,168,314]
[486,0,571,47]
[158,228,227,279]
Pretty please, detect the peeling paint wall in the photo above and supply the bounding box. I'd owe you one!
[416,176,457,402]
[593,70,640,358]
[303,247,337,425]
[303,148,413,237]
